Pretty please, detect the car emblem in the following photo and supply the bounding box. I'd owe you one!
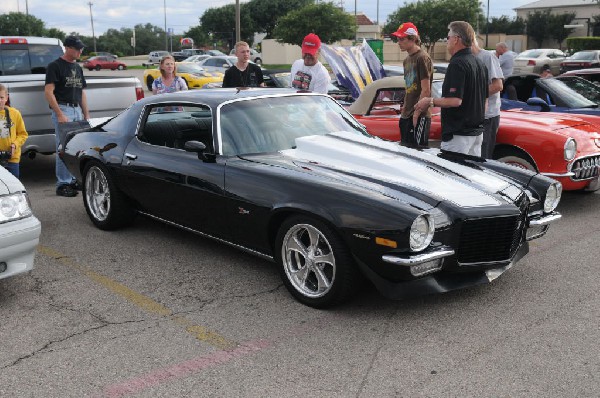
[238,207,250,215]
[353,234,370,240]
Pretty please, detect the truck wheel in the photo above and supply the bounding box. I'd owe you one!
[146,76,154,91]
[83,161,136,230]
[95,65,101,71]
[275,215,360,308]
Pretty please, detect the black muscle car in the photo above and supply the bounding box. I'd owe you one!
[61,88,562,308]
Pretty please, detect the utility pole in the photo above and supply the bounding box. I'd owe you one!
[235,0,241,43]
[485,0,490,48]
[164,0,168,51]
[88,2,97,53]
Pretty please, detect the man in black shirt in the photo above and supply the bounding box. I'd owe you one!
[414,21,488,156]
[44,36,89,197]
[222,41,264,88]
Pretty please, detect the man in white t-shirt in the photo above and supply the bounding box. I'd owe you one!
[290,33,331,94]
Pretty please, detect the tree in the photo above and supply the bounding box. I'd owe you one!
[0,12,47,36]
[272,2,356,46]
[549,12,575,49]
[383,0,482,52]
[487,16,526,35]
[183,25,211,48]
[526,10,552,48]
[200,4,257,48]
[246,0,313,37]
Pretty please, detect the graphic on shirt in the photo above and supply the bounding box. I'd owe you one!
[0,115,11,138]
[405,68,418,94]
[292,71,312,90]
[65,67,83,89]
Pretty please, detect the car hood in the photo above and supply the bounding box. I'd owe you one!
[244,132,526,209]
[501,109,600,132]
[0,166,25,195]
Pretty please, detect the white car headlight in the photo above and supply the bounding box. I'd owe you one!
[543,182,562,213]
[0,192,32,223]
[564,138,576,161]
[409,214,435,252]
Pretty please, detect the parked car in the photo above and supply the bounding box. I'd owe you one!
[555,75,600,105]
[560,50,600,74]
[197,56,239,73]
[143,62,223,90]
[229,48,263,64]
[560,67,600,84]
[60,89,561,307]
[500,74,600,116]
[513,49,566,76]
[348,76,600,192]
[146,50,170,65]
[0,166,42,281]
[82,56,127,71]
[206,49,227,56]
[184,54,211,63]
[383,65,404,76]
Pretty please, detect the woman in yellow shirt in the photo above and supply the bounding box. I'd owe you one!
[0,84,29,179]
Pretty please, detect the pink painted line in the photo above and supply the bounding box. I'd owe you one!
[100,340,270,398]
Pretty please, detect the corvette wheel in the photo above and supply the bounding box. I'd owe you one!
[275,216,359,308]
[83,162,136,230]
[497,155,536,171]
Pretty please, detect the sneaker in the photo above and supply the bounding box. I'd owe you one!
[56,184,78,197]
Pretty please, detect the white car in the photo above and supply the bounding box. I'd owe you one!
[184,54,211,63]
[0,166,41,281]
[198,56,240,73]
[146,50,170,65]
[513,49,567,76]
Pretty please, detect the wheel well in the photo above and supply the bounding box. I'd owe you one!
[493,145,538,171]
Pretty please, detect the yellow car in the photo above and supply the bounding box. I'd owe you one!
[143,62,223,90]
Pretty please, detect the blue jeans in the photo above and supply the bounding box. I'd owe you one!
[51,105,82,187]
[2,162,19,178]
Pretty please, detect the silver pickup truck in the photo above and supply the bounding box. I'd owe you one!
[0,36,144,157]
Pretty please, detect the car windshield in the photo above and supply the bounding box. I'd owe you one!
[218,95,368,156]
[556,76,600,105]
[517,50,543,59]
[542,78,597,108]
[569,52,597,61]
[176,63,207,74]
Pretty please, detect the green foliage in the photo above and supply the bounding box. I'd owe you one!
[383,0,482,48]
[246,0,313,37]
[486,16,526,35]
[566,37,600,52]
[0,12,46,36]
[272,2,356,46]
[549,12,575,49]
[183,25,211,48]
[526,10,552,48]
[200,4,257,48]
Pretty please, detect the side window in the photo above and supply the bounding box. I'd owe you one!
[140,104,213,151]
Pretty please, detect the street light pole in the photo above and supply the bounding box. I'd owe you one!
[164,0,168,51]
[235,0,241,43]
[88,2,97,53]
[485,0,490,48]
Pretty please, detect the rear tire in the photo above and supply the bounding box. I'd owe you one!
[275,215,360,308]
[83,161,136,230]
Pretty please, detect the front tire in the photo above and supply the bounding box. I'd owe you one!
[83,162,136,230]
[275,216,359,308]
[117,64,125,70]
[95,65,101,71]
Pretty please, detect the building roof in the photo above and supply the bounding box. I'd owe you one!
[354,12,375,26]
[515,0,590,9]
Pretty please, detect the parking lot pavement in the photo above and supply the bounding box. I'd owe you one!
[0,156,599,397]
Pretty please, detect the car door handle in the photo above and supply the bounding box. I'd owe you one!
[125,153,138,160]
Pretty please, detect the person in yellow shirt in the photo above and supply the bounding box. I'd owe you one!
[0,84,28,179]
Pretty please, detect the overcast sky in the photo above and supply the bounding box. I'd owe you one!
[2,0,533,37]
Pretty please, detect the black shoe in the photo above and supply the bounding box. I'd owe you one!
[56,184,78,197]
[70,181,82,191]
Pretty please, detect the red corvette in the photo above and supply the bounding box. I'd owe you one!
[348,76,600,191]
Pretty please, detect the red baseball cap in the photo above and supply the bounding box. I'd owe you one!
[391,22,419,39]
[302,33,321,56]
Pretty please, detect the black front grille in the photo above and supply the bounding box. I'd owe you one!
[457,213,526,264]
[571,155,600,181]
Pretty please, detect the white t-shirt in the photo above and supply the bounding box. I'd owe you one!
[476,49,503,119]
[290,59,331,94]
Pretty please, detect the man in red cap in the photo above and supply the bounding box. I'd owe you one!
[391,22,433,147]
[290,33,331,94]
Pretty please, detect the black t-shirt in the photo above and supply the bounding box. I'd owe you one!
[45,57,87,104]
[441,48,488,140]
[222,63,264,88]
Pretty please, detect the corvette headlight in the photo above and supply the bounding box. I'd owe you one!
[0,192,32,223]
[543,182,562,213]
[409,214,434,252]
[564,138,576,161]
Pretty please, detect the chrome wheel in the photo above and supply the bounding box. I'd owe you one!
[281,223,336,298]
[85,165,110,222]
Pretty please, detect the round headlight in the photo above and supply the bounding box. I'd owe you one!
[544,182,562,212]
[564,138,576,161]
[409,214,435,252]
